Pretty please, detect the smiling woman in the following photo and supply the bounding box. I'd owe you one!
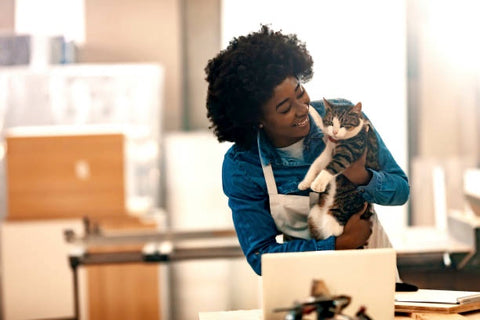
[205,25,409,276]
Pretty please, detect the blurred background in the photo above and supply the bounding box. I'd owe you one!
[0,0,479,319]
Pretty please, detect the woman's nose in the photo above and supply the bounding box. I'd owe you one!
[294,101,309,116]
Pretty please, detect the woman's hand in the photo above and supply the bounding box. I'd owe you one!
[342,149,372,186]
[335,203,372,250]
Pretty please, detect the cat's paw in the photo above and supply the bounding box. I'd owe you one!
[298,180,310,190]
[311,171,332,193]
[311,180,328,193]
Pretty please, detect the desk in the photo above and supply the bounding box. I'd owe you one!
[392,214,480,292]
[66,226,244,320]
[66,214,480,320]
[198,309,480,319]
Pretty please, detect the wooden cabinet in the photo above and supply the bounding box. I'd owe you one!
[5,133,126,220]
[3,132,163,320]
[85,216,162,320]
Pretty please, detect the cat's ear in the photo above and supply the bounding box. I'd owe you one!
[353,102,362,113]
[323,97,332,110]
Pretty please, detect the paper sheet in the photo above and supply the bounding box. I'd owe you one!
[396,289,480,305]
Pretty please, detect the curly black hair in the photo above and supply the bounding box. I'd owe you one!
[205,25,314,149]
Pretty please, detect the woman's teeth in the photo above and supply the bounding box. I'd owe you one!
[294,117,309,127]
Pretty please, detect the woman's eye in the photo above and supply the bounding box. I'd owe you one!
[277,105,291,114]
[296,87,305,99]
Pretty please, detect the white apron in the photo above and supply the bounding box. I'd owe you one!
[259,147,394,249]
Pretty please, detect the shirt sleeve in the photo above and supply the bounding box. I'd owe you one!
[222,152,335,276]
[356,125,410,205]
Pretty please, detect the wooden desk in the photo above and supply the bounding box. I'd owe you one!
[198,309,480,319]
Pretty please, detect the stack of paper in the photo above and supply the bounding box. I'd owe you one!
[395,289,480,314]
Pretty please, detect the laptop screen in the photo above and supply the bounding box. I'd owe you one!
[262,248,396,320]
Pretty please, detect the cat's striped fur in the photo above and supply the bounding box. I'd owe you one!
[299,98,379,240]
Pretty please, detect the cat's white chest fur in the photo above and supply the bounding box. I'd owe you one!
[308,142,335,192]
[298,138,335,192]
[308,177,344,238]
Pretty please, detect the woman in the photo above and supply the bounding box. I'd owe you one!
[205,25,409,276]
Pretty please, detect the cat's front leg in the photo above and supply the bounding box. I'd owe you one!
[311,170,334,193]
[298,166,320,190]
[298,143,334,190]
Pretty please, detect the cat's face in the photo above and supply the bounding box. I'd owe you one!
[322,99,364,140]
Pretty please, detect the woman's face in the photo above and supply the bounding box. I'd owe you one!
[259,76,311,148]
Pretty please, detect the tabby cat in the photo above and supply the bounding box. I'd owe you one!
[298,98,380,240]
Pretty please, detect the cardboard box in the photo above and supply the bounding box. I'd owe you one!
[6,129,126,220]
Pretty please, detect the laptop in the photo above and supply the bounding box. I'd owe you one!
[262,248,396,320]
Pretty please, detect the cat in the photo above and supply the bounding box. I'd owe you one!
[298,98,380,240]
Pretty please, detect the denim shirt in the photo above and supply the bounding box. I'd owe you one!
[222,99,410,275]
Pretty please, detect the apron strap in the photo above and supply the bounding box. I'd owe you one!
[257,132,278,195]
[262,164,278,195]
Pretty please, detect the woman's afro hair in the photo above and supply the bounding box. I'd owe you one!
[205,25,313,149]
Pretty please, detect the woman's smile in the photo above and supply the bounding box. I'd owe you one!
[293,115,309,127]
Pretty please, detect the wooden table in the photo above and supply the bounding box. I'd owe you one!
[198,309,480,319]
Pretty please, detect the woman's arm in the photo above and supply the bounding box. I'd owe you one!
[223,150,371,275]
[344,125,410,206]
[223,152,329,275]
[227,193,334,275]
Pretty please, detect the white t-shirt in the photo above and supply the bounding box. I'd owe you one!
[276,138,305,162]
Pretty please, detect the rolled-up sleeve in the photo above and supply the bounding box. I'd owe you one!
[357,128,410,205]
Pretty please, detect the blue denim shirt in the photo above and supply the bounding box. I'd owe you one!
[222,99,410,275]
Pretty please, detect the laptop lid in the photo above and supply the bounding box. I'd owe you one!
[262,248,396,320]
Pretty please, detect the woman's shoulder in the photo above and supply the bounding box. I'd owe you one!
[222,143,266,197]
[223,143,261,174]
[310,100,325,115]
[225,143,257,160]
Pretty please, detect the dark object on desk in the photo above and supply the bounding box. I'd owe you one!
[396,282,419,292]
[274,295,352,320]
[355,306,373,320]
[274,279,374,320]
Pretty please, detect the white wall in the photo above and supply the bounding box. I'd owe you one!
[222,0,408,233]
[164,131,261,319]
